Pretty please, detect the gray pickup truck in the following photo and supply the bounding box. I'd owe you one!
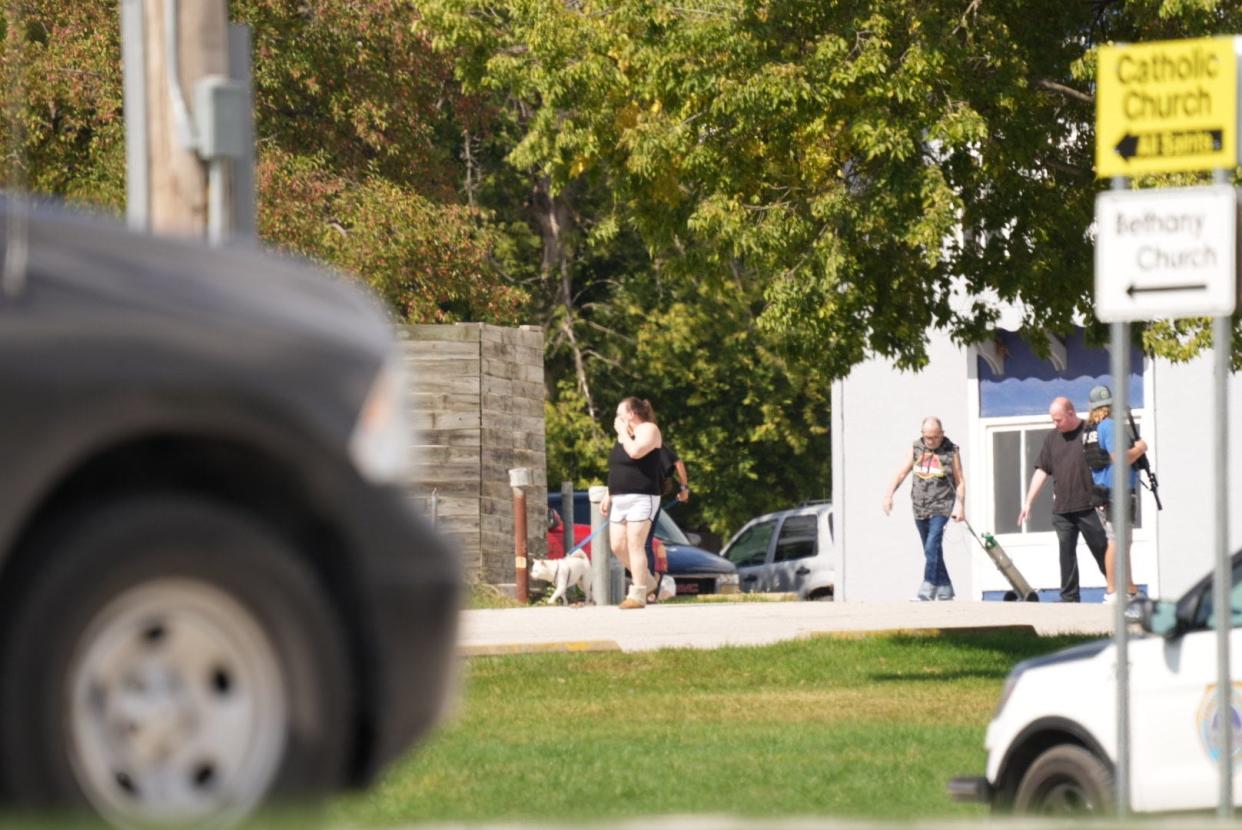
[0,201,459,827]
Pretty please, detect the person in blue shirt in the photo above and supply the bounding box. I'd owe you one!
[1082,385,1145,603]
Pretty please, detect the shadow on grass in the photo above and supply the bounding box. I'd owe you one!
[887,629,1100,655]
[859,629,1102,684]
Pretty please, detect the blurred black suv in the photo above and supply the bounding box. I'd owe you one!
[0,202,459,827]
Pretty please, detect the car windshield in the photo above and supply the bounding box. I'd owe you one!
[653,510,691,545]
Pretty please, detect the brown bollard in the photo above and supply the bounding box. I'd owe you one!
[509,468,532,603]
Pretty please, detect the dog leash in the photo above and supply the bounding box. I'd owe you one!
[561,497,681,557]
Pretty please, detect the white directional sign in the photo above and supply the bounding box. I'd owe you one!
[1095,185,1239,321]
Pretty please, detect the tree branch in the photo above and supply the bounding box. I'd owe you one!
[1036,79,1092,105]
[953,0,982,35]
[1041,157,1092,177]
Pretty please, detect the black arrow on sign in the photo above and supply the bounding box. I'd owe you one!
[1114,128,1224,160]
[1114,134,1139,160]
[1126,282,1208,297]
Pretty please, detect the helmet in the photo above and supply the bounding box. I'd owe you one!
[1087,384,1113,409]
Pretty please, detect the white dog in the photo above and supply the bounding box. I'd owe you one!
[531,550,592,605]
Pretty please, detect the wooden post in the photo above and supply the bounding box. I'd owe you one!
[142,0,228,237]
[509,468,531,603]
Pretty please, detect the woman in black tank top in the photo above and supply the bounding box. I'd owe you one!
[602,397,662,608]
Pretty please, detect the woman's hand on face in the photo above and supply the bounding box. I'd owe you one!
[614,415,628,437]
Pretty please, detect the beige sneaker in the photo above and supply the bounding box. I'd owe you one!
[618,597,645,609]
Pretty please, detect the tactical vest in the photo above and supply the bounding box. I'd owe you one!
[1081,422,1110,471]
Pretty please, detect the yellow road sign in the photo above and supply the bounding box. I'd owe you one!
[1096,36,1241,178]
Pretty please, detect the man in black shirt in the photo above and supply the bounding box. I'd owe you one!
[659,442,691,503]
[1016,396,1108,602]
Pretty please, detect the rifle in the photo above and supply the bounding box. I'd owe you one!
[1126,410,1163,511]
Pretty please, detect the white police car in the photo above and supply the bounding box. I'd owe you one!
[950,548,1242,814]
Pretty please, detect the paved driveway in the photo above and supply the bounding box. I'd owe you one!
[459,599,1116,655]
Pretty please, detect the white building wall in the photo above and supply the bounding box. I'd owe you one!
[1152,354,1242,598]
[832,334,972,602]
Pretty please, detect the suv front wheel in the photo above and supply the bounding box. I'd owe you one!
[0,497,352,827]
[1013,744,1114,814]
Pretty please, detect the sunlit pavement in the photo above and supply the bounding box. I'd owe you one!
[459,599,1116,655]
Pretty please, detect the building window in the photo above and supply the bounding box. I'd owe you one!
[991,425,1052,533]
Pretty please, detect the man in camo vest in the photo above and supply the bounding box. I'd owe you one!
[882,416,966,601]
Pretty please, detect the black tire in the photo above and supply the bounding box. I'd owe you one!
[1013,744,1114,815]
[0,496,353,827]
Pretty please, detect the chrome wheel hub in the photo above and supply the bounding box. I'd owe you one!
[68,579,287,827]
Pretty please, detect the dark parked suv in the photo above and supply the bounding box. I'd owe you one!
[0,202,460,827]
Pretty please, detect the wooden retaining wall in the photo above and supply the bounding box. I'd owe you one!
[400,323,547,583]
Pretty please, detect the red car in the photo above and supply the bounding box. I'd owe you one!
[546,508,593,559]
[546,507,668,570]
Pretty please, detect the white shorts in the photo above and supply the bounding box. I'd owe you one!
[609,493,660,524]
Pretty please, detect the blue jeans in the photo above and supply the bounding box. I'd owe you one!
[915,514,952,587]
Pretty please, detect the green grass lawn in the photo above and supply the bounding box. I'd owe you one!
[330,629,1094,826]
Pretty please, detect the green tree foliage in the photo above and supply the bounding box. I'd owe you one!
[0,0,526,324]
[7,0,1242,536]
[258,147,525,323]
[1,0,126,207]
[421,0,1242,533]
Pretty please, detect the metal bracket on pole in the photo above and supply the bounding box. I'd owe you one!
[193,74,247,246]
[163,0,198,151]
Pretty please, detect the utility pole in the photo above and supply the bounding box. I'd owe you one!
[145,0,226,237]
[121,0,254,243]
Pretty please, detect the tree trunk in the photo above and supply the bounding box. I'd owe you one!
[530,176,596,422]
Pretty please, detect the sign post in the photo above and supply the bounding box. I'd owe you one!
[1096,34,1241,819]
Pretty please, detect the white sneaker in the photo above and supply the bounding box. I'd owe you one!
[1102,592,1117,605]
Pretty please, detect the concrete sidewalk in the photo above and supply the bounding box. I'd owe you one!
[459,599,1117,655]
